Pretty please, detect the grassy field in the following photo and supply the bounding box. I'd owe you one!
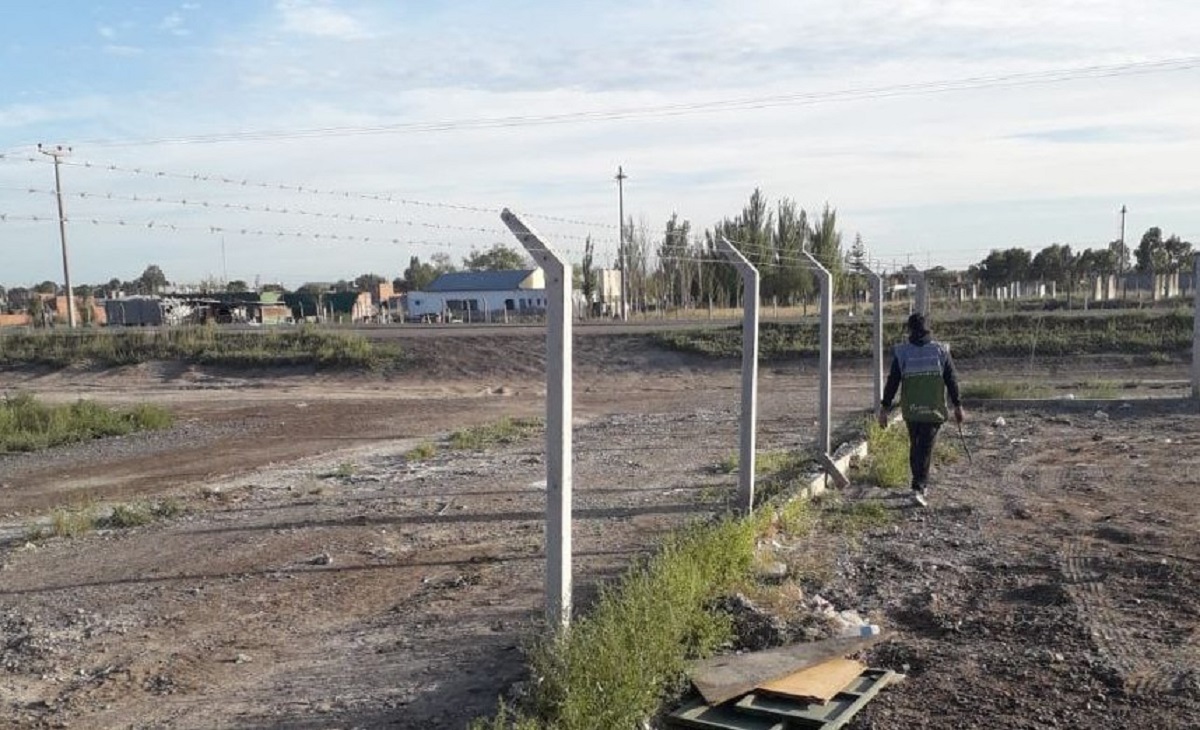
[657,309,1193,360]
[0,392,174,452]
[0,326,402,370]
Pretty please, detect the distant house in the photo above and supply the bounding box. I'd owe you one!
[105,296,192,326]
[405,269,545,322]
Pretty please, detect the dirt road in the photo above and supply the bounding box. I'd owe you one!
[0,335,1195,729]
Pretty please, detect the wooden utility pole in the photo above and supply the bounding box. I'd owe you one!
[38,144,77,328]
[616,166,628,321]
[1119,204,1128,299]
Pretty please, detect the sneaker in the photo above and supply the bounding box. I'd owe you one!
[912,489,928,508]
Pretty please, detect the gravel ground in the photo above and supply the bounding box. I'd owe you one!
[0,337,1195,729]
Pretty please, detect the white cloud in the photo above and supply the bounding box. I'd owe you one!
[276,0,369,40]
[97,25,116,40]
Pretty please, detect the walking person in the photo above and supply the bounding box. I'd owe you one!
[877,313,965,507]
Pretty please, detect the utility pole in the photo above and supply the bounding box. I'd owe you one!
[38,144,77,328]
[615,165,628,321]
[1119,204,1127,299]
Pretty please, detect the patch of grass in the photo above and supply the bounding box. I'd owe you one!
[819,496,894,534]
[449,417,544,451]
[483,515,763,730]
[29,499,184,539]
[0,325,404,371]
[715,452,739,474]
[49,504,97,538]
[322,462,356,479]
[102,503,156,529]
[1075,379,1121,398]
[860,419,909,488]
[715,449,808,477]
[405,441,438,461]
[656,310,1195,361]
[775,497,818,537]
[960,381,1051,400]
[0,392,173,453]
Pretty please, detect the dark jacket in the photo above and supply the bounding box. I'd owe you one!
[881,332,961,424]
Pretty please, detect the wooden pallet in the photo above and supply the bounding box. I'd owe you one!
[667,668,897,730]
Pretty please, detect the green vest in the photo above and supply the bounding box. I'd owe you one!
[894,340,951,424]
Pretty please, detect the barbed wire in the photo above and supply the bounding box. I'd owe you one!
[0,150,617,233]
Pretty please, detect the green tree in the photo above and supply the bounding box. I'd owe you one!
[977,247,1031,289]
[581,235,597,306]
[1135,227,1167,275]
[463,243,529,271]
[655,215,689,307]
[33,280,58,294]
[403,256,438,290]
[1030,243,1074,290]
[1164,235,1192,272]
[770,198,810,306]
[29,295,46,326]
[138,265,169,294]
[226,280,250,293]
[808,204,843,292]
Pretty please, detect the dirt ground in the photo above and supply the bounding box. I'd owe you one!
[0,332,1196,729]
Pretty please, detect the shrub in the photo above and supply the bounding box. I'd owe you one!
[0,393,173,453]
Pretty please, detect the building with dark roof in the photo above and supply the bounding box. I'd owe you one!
[406,269,545,322]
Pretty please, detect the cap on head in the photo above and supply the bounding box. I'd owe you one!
[907,313,929,336]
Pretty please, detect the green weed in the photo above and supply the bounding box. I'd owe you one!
[449,417,544,451]
[323,462,356,479]
[405,441,438,461]
[0,326,402,370]
[511,518,758,730]
[861,419,909,488]
[0,392,173,453]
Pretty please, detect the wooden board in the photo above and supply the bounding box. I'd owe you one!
[735,669,897,729]
[688,635,879,706]
[667,669,899,730]
[756,657,866,703]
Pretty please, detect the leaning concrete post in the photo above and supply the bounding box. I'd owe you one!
[867,268,884,412]
[1193,256,1200,399]
[502,209,573,630]
[717,237,760,513]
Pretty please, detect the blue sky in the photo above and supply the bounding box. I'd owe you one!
[2,0,1199,288]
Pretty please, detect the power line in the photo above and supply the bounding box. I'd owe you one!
[60,56,1200,147]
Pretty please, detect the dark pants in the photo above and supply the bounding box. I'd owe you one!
[905,421,942,491]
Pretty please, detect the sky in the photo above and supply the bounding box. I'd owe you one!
[1,0,1199,289]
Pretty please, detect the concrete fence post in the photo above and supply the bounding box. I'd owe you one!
[803,252,833,458]
[867,269,884,412]
[501,209,573,631]
[1193,256,1200,400]
[717,237,760,513]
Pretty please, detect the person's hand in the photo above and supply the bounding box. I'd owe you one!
[954,405,965,424]
[877,408,889,428]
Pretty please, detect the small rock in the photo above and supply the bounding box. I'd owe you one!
[234,653,252,664]
[1094,410,1109,421]
[309,553,333,566]
[993,416,1007,428]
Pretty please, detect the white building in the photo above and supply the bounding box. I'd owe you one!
[405,269,546,322]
